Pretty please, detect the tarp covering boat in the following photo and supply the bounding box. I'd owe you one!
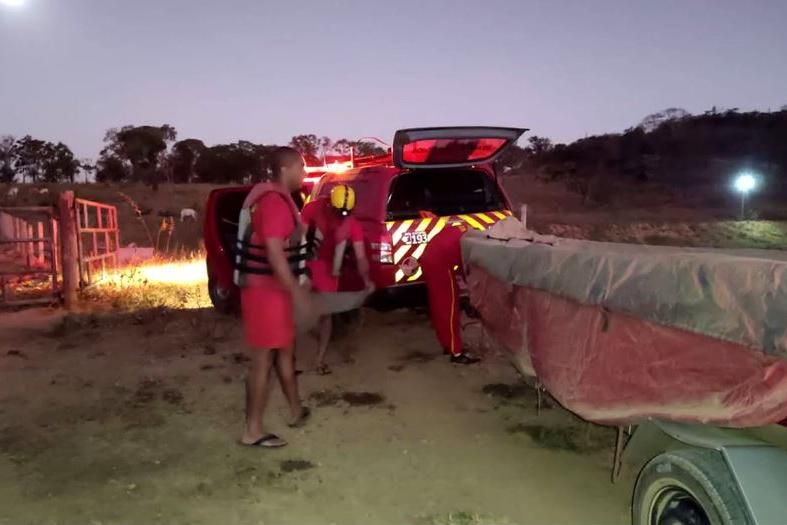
[462,217,787,427]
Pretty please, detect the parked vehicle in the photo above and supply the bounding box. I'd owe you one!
[203,126,525,312]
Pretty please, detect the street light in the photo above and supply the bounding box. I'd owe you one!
[733,173,757,220]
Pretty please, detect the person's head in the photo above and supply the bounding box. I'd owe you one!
[270,147,305,191]
[329,184,356,217]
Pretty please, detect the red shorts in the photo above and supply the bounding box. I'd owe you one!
[307,260,339,293]
[240,284,294,349]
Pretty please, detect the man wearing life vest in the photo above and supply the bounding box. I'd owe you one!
[233,147,312,449]
[420,223,481,365]
[301,184,373,375]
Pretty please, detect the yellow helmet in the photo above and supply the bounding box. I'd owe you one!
[329,184,356,215]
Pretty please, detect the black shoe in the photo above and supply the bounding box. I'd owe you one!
[450,353,481,365]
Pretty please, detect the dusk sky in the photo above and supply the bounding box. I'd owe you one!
[2,0,786,159]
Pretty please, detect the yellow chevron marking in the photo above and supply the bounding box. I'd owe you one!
[459,214,484,230]
[392,219,414,244]
[408,217,447,262]
[415,217,432,232]
[385,221,395,231]
[406,267,423,282]
[492,211,507,220]
[476,213,495,224]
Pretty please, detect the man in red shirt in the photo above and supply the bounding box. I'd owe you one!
[238,147,312,449]
[301,184,373,374]
[420,223,481,365]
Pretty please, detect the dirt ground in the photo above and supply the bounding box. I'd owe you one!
[0,306,630,525]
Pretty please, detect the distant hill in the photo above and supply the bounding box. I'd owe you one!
[510,108,787,217]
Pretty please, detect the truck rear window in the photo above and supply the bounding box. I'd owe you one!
[386,169,505,220]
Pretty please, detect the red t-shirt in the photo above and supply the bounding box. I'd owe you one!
[245,191,297,289]
[301,198,363,292]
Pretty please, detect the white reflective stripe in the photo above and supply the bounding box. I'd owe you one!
[394,269,405,282]
[409,217,447,261]
[392,219,414,244]
[393,244,411,264]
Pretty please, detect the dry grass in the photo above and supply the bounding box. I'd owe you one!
[81,253,210,311]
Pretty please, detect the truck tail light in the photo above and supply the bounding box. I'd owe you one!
[370,235,393,264]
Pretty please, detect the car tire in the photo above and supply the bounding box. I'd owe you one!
[208,276,235,315]
[633,449,753,525]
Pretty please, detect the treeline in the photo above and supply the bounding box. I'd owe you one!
[505,107,787,204]
[0,136,82,184]
[0,127,386,188]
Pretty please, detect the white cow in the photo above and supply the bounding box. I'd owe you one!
[180,208,198,222]
[7,187,18,198]
[38,188,49,195]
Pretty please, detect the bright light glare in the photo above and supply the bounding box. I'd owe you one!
[734,173,757,193]
[0,0,27,7]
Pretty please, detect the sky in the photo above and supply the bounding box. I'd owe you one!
[1,0,786,159]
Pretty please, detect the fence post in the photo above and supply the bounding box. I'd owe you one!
[58,191,79,310]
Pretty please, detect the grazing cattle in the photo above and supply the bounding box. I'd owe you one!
[7,187,18,198]
[180,208,198,222]
[38,188,49,195]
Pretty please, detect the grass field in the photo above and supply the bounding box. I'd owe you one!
[2,173,786,252]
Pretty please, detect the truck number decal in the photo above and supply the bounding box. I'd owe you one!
[401,231,428,245]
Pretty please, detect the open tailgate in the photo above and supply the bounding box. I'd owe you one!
[392,126,526,169]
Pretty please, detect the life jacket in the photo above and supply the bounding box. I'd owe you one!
[232,182,313,288]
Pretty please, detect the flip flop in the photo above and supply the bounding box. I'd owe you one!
[288,406,311,428]
[243,433,287,448]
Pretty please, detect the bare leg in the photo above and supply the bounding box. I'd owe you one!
[241,349,275,444]
[315,315,332,371]
[274,346,304,423]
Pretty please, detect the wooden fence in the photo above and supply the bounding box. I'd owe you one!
[0,207,60,306]
[0,192,120,308]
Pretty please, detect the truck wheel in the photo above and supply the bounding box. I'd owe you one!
[208,276,235,315]
[633,449,753,525]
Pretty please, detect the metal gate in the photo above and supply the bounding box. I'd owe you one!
[75,198,120,287]
[0,206,60,306]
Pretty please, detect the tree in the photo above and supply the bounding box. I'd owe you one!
[102,124,177,189]
[96,155,129,183]
[41,142,79,183]
[170,138,206,183]
[79,159,96,183]
[639,108,691,132]
[525,135,553,158]
[0,135,15,183]
[332,138,353,155]
[353,140,387,156]
[288,134,320,157]
[332,138,387,157]
[11,135,49,183]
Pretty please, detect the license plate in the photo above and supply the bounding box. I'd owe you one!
[401,231,428,245]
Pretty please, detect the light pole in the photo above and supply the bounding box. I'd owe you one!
[733,173,757,220]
